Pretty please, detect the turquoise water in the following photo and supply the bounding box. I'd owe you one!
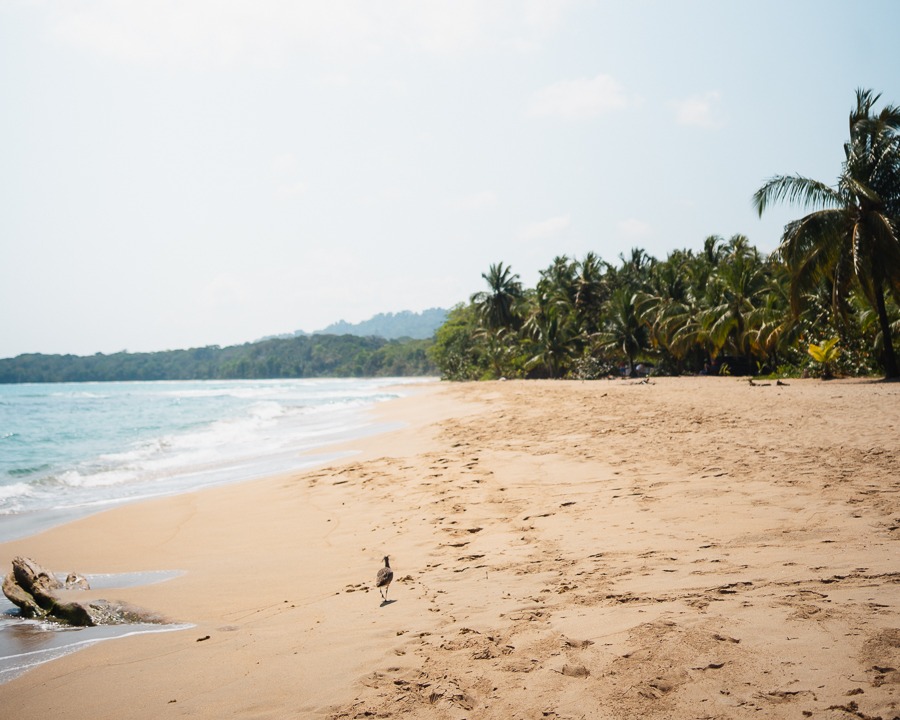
[0,377,431,542]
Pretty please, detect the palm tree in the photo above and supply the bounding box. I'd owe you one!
[700,236,771,368]
[595,287,649,376]
[753,88,900,377]
[636,250,694,372]
[475,326,519,379]
[471,262,524,331]
[746,260,800,370]
[573,252,609,336]
[703,235,725,268]
[524,312,576,378]
[534,256,578,332]
[617,247,655,293]
[538,256,577,303]
[521,277,578,378]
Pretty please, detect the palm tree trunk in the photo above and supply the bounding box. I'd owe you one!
[874,283,899,378]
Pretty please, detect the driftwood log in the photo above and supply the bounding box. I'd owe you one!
[2,556,166,627]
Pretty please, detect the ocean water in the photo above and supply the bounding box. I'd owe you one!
[0,376,432,682]
[0,377,431,542]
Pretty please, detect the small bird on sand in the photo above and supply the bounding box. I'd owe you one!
[376,556,393,602]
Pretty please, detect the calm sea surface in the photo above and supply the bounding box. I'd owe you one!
[0,376,433,682]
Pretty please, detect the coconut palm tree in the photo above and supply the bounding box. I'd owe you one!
[700,236,772,368]
[746,260,799,370]
[524,312,576,378]
[636,250,696,372]
[618,247,654,290]
[595,287,649,376]
[753,88,900,377]
[475,326,519,379]
[572,252,609,336]
[471,262,524,331]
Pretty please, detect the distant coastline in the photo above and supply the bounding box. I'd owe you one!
[0,334,436,383]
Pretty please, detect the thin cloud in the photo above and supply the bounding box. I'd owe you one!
[276,181,309,198]
[271,153,297,175]
[673,91,723,129]
[200,273,249,310]
[41,0,575,68]
[519,215,571,242]
[528,74,628,119]
[447,190,498,210]
[617,218,652,239]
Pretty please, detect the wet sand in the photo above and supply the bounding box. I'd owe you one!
[1,377,898,719]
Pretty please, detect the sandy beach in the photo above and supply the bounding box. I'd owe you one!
[1,377,898,719]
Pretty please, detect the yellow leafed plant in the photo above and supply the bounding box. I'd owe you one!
[808,337,840,378]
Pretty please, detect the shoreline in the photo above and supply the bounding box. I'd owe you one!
[0,376,435,544]
[1,378,898,719]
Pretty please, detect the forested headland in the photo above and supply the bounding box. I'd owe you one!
[0,334,435,383]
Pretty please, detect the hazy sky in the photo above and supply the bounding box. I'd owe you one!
[2,1,898,358]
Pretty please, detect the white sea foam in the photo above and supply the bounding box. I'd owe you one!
[0,482,35,514]
[0,482,32,500]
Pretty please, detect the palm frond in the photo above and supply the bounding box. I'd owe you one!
[753,175,843,217]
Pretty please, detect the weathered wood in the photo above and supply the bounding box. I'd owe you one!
[2,570,44,617]
[65,572,90,590]
[3,557,166,627]
[12,556,63,594]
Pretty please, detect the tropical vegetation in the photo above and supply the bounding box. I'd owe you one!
[429,89,900,381]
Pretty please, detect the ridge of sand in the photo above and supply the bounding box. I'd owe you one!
[1,377,898,719]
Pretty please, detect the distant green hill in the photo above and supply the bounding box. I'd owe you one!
[312,308,448,340]
[0,334,436,383]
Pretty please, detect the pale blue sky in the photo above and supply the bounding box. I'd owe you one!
[2,0,898,357]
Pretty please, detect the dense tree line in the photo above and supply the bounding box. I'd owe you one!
[429,90,900,381]
[0,335,436,383]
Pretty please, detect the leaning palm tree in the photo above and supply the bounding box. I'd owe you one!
[753,88,900,377]
[471,262,524,331]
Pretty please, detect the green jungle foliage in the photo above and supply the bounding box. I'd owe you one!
[429,89,900,381]
[429,236,898,381]
[0,335,436,383]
